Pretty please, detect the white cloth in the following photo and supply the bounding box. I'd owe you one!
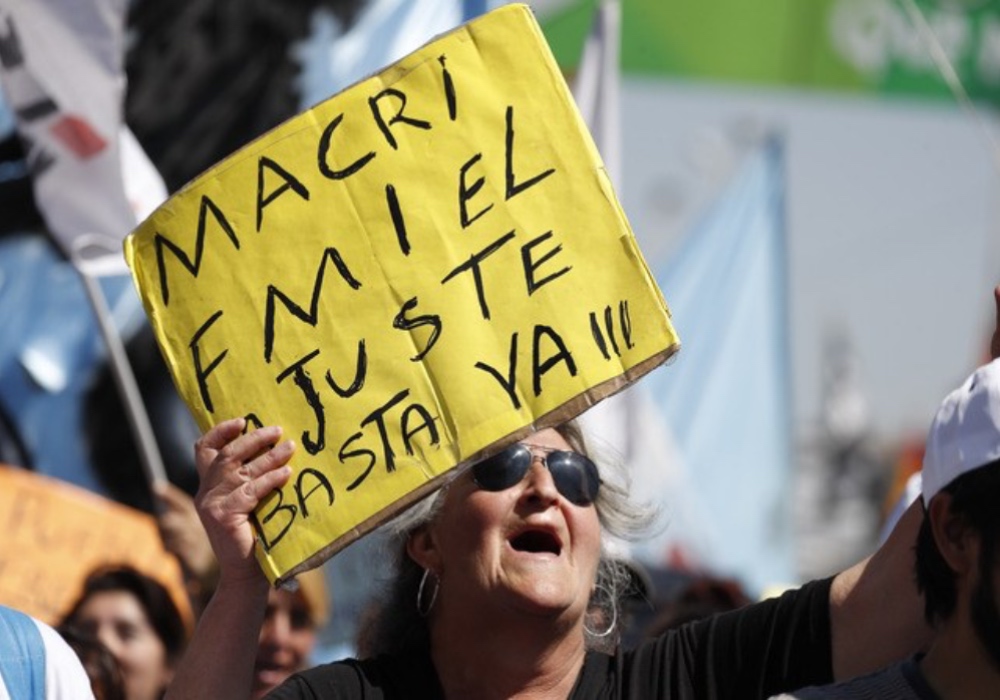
[0,605,94,700]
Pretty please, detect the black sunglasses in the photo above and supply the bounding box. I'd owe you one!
[471,443,602,506]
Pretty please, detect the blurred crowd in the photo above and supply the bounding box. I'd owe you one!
[6,481,760,699]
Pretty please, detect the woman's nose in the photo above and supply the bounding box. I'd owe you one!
[260,610,292,648]
[95,626,122,659]
[520,458,560,504]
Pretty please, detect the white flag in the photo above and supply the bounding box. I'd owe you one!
[0,0,166,274]
[571,0,620,189]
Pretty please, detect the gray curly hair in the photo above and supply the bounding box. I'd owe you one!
[361,421,657,656]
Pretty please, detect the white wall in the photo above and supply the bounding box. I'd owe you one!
[619,77,1000,442]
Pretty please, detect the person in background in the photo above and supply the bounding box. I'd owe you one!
[155,481,221,615]
[774,356,1000,699]
[252,570,327,699]
[874,286,1000,548]
[639,574,752,641]
[155,480,327,698]
[60,567,187,700]
[0,604,94,699]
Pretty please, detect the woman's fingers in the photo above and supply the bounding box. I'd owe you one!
[194,420,296,526]
[197,422,284,487]
[195,417,247,478]
[237,435,292,479]
[192,421,297,581]
[217,425,283,467]
[224,440,295,511]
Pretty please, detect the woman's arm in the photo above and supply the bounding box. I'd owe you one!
[165,418,295,700]
[828,499,929,680]
[828,284,1000,679]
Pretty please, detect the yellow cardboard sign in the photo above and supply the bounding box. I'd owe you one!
[125,4,679,584]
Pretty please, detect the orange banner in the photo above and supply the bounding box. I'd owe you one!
[0,465,191,626]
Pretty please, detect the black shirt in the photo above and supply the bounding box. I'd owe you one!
[269,577,833,700]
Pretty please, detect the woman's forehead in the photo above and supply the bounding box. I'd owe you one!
[78,590,147,619]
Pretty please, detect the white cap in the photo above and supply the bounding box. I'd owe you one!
[922,358,1000,505]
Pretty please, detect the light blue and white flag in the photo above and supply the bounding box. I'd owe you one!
[0,605,94,699]
[630,137,794,593]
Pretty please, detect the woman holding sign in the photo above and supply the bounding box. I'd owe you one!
[166,414,932,699]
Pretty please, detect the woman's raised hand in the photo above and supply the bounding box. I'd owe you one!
[194,418,295,585]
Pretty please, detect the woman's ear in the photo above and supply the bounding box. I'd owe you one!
[929,493,978,577]
[406,525,442,573]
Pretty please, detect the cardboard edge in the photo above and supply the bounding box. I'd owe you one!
[270,340,680,586]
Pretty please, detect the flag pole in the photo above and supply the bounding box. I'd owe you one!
[572,0,633,461]
[71,235,168,491]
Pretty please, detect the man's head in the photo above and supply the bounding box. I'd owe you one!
[915,359,1000,669]
[921,357,1000,508]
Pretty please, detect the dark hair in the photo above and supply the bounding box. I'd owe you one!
[125,0,364,192]
[915,459,1000,624]
[641,575,752,639]
[58,626,126,700]
[61,566,188,663]
[365,547,430,657]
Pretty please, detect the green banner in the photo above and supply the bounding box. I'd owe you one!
[539,0,1000,102]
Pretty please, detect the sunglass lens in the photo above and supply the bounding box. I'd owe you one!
[472,444,532,491]
[546,451,601,506]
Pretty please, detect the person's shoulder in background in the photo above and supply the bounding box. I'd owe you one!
[769,654,933,698]
[0,604,95,699]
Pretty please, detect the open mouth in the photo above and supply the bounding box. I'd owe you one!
[509,529,562,555]
[254,657,290,678]
[253,664,289,690]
